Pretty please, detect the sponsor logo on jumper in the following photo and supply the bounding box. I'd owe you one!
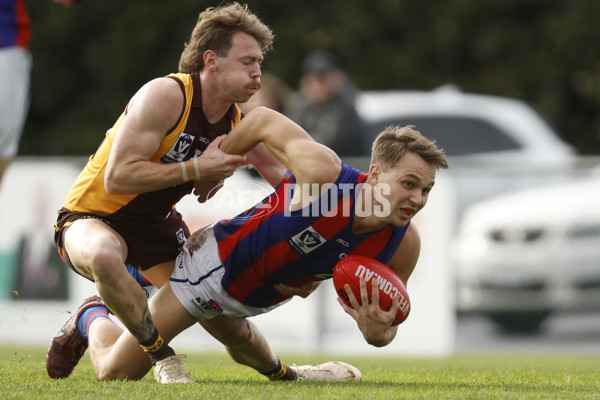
[288,226,325,255]
[336,238,350,247]
[160,132,195,163]
[354,264,410,316]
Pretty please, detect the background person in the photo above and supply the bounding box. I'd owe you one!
[0,0,84,187]
[285,50,368,157]
[0,0,32,186]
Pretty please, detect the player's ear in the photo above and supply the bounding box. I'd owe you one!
[368,163,382,184]
[204,50,218,69]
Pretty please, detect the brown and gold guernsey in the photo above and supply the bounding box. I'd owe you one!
[55,72,242,270]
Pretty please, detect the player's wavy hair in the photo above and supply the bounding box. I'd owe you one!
[178,3,274,73]
[370,125,449,171]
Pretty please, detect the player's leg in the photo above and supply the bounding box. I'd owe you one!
[198,316,296,380]
[63,218,157,346]
[198,315,361,382]
[148,282,197,383]
[87,282,197,381]
[47,218,177,379]
[86,316,148,380]
[142,260,176,288]
[82,261,180,380]
[0,47,31,186]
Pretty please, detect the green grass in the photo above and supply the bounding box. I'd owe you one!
[1,346,599,399]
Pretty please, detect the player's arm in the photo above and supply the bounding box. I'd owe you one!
[387,222,421,287]
[338,224,421,347]
[219,107,342,187]
[245,142,287,187]
[105,78,245,195]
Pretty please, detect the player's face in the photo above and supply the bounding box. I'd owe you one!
[214,32,263,103]
[372,152,436,226]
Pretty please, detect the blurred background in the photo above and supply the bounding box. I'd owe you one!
[18,0,600,156]
[1,0,600,355]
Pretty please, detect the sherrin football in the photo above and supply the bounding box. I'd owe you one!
[333,255,410,326]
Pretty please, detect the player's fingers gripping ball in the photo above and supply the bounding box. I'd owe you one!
[333,255,411,325]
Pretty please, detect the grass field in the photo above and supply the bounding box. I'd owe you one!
[1,346,599,399]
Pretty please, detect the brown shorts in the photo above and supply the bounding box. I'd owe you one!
[54,207,190,272]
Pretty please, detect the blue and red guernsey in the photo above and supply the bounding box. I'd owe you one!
[214,163,409,308]
[0,0,31,49]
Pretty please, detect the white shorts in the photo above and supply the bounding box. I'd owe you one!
[170,226,286,320]
[0,47,31,157]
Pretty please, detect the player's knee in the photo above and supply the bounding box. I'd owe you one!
[82,247,124,283]
[222,320,253,348]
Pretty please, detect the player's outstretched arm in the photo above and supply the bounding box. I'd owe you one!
[220,107,342,187]
[244,142,288,188]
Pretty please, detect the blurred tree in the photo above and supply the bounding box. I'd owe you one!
[20,0,600,155]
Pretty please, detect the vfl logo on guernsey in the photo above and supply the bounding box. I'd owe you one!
[175,228,186,245]
[160,132,195,163]
[288,226,325,255]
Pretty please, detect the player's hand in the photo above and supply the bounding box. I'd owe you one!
[337,277,398,346]
[195,135,246,181]
[274,281,322,298]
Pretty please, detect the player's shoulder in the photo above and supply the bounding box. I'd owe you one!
[337,163,362,182]
[143,76,184,98]
[129,77,185,116]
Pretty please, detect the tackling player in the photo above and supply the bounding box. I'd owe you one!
[50,107,448,383]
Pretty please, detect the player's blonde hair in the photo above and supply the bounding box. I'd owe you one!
[178,3,274,73]
[370,125,448,171]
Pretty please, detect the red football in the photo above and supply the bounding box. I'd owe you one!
[333,255,410,326]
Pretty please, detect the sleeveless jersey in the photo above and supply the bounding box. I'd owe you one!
[0,0,31,48]
[214,163,410,308]
[60,72,242,223]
